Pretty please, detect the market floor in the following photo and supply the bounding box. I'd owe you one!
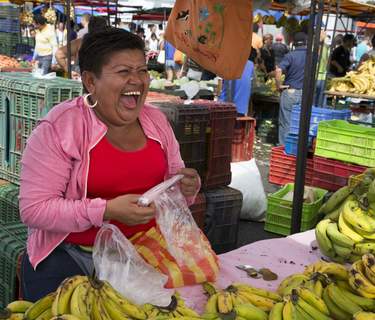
[236,137,282,248]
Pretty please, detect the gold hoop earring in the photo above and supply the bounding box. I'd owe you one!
[83,93,98,108]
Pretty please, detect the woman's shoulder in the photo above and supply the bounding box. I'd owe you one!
[42,96,85,125]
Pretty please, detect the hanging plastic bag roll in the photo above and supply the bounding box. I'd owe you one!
[92,223,173,306]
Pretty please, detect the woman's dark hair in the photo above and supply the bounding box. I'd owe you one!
[87,16,108,34]
[33,14,47,26]
[79,27,145,76]
[372,35,375,48]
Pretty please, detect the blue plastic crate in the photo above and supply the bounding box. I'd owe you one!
[285,133,313,156]
[290,106,351,136]
[0,18,19,33]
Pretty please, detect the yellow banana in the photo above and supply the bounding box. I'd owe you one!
[350,260,375,296]
[69,281,90,320]
[326,283,362,315]
[327,222,355,248]
[234,303,268,320]
[217,291,233,314]
[6,300,33,313]
[353,242,375,256]
[49,315,83,320]
[338,213,364,242]
[362,254,375,285]
[282,300,297,320]
[34,308,53,320]
[340,287,375,311]
[353,311,375,320]
[25,291,57,320]
[92,292,113,320]
[342,200,375,233]
[101,281,147,319]
[51,275,88,316]
[277,273,310,296]
[315,219,335,258]
[176,305,200,318]
[313,279,324,298]
[353,226,375,240]
[294,287,329,315]
[101,295,133,320]
[231,283,282,301]
[322,287,351,320]
[205,292,219,314]
[269,302,284,320]
[236,289,275,311]
[295,294,332,320]
[305,260,349,280]
[202,282,218,296]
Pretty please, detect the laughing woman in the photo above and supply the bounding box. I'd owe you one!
[19,28,200,301]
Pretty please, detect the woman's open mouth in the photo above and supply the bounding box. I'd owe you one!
[120,91,141,109]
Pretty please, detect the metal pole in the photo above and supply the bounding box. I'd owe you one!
[291,0,324,234]
[66,0,72,79]
[115,0,118,27]
[107,0,110,25]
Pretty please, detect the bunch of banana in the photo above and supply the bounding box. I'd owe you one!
[349,254,375,299]
[19,11,34,25]
[202,282,268,320]
[43,7,56,24]
[304,260,349,281]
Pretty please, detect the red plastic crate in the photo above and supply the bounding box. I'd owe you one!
[269,146,313,186]
[313,156,367,178]
[311,171,347,191]
[189,193,206,230]
[232,117,256,162]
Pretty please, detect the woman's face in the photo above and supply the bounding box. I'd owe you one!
[85,49,150,128]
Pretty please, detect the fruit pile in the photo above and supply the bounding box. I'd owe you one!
[0,55,20,69]
[0,275,200,320]
[202,282,281,319]
[329,58,375,96]
[316,169,375,263]
[44,7,57,24]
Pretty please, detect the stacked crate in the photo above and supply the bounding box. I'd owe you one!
[0,6,20,57]
[0,72,82,184]
[232,117,256,162]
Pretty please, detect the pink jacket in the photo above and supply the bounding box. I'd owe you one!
[20,96,195,269]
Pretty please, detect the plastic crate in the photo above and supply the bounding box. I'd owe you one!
[202,102,236,189]
[0,73,83,184]
[232,117,256,162]
[155,102,209,178]
[285,133,313,156]
[189,193,206,230]
[204,186,243,254]
[269,146,314,186]
[264,183,327,236]
[0,32,18,56]
[0,18,20,33]
[0,5,19,19]
[0,182,19,223]
[290,105,351,136]
[315,120,375,167]
[0,222,27,309]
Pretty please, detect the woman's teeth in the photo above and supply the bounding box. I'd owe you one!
[122,91,141,96]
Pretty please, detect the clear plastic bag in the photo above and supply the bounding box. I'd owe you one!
[92,223,173,306]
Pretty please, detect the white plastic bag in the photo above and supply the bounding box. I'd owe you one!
[92,223,173,306]
[229,159,267,221]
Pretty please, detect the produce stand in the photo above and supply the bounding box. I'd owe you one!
[325,91,375,101]
[250,92,280,120]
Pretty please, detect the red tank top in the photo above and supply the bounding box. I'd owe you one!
[65,136,167,246]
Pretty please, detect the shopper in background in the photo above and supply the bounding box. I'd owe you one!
[260,34,276,78]
[77,13,90,38]
[367,35,375,58]
[55,16,108,79]
[161,40,177,81]
[147,32,159,52]
[315,31,329,107]
[355,37,370,64]
[32,14,58,75]
[272,34,289,66]
[20,28,200,301]
[275,32,307,145]
[329,33,355,77]
[252,23,263,51]
[56,22,67,47]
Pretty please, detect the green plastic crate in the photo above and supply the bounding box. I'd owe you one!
[0,222,27,309]
[264,183,328,236]
[0,183,19,223]
[315,120,375,167]
[0,6,19,19]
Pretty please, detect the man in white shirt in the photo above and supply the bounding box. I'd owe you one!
[77,14,90,38]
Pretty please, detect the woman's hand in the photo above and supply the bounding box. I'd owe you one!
[104,194,156,226]
[178,168,200,197]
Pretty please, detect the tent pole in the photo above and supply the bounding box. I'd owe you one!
[291,0,324,234]
[107,0,110,25]
[115,0,118,27]
[66,0,72,79]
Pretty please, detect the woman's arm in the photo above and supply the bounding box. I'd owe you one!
[55,39,80,72]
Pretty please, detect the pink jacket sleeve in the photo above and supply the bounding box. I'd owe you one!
[19,121,106,233]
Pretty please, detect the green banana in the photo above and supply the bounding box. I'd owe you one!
[326,283,363,315]
[326,222,355,248]
[277,273,310,296]
[319,186,352,215]
[34,308,53,320]
[332,243,353,259]
[234,303,268,320]
[294,287,329,315]
[315,219,335,258]
[338,213,364,242]
[366,178,375,203]
[24,292,57,320]
[269,302,284,320]
[340,287,375,311]
[295,294,332,320]
[295,304,315,320]
[322,287,352,320]
[353,242,375,256]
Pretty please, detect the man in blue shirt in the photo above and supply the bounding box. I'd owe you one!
[275,32,307,145]
[163,40,176,81]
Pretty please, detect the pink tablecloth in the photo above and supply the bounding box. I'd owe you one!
[179,230,321,313]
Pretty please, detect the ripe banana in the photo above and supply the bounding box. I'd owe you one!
[342,200,375,233]
[362,254,375,285]
[294,286,330,315]
[234,303,268,320]
[101,281,147,319]
[295,293,332,320]
[205,292,219,314]
[315,219,335,258]
[24,291,57,320]
[217,291,233,314]
[353,226,375,240]
[176,305,201,318]
[6,300,33,313]
[304,260,349,280]
[319,186,352,215]
[269,302,284,320]
[322,287,352,320]
[312,278,324,298]
[282,300,298,320]
[69,281,90,320]
[91,293,113,320]
[338,213,364,242]
[326,283,363,315]
[51,275,88,316]
[236,290,275,312]
[277,273,310,296]
[231,283,282,301]
[101,295,132,320]
[340,287,375,311]
[349,260,375,297]
[34,308,52,320]
[202,282,218,296]
[353,311,375,320]
[49,315,83,320]
[327,222,355,248]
